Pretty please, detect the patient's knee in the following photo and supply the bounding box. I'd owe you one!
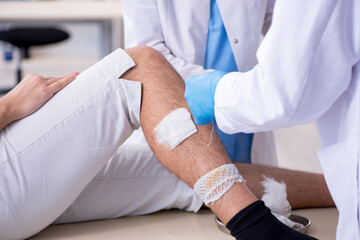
[122,46,172,84]
[125,46,166,67]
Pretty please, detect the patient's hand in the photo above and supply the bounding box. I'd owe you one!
[0,72,79,131]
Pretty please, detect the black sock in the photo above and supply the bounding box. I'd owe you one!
[226,200,318,240]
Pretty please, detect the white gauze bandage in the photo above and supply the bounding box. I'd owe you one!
[154,108,197,150]
[194,164,245,206]
[261,176,291,217]
[261,177,304,229]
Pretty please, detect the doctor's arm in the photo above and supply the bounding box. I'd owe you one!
[187,0,352,134]
[0,73,78,132]
[122,0,212,80]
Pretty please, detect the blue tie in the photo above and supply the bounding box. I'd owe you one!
[204,0,253,163]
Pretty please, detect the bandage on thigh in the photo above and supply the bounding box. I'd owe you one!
[194,164,244,206]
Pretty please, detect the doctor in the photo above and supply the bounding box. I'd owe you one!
[185,0,360,239]
[122,0,276,164]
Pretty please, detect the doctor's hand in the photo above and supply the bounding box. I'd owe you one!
[184,70,227,125]
[0,72,79,130]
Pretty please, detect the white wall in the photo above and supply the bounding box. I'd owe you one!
[274,122,323,173]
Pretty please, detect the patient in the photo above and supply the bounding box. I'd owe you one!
[0,47,331,239]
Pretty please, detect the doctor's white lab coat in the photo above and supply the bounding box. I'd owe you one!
[212,0,359,239]
[122,0,277,166]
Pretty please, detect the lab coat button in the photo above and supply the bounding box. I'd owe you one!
[232,39,239,44]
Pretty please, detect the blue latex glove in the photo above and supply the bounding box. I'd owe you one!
[185,71,227,125]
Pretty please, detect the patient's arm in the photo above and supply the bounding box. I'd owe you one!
[0,73,78,132]
[121,46,333,226]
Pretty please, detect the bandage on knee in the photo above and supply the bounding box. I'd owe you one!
[154,108,197,150]
[194,164,245,206]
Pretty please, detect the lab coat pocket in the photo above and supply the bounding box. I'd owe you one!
[317,137,360,239]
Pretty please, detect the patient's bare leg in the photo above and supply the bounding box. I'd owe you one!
[121,46,333,224]
[122,46,256,224]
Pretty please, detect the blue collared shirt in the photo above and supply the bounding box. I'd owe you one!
[205,0,253,163]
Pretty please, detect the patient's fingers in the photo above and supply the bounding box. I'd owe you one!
[48,72,79,93]
[47,73,76,85]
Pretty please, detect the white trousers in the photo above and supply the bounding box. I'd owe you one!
[0,49,202,240]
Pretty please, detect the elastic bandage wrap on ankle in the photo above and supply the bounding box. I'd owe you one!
[194,164,245,206]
